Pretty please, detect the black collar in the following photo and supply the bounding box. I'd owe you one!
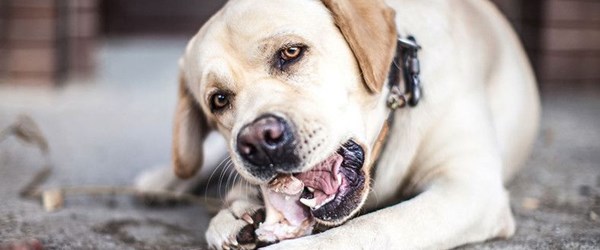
[370,36,422,162]
[387,36,422,109]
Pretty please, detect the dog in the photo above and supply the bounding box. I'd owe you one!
[136,0,540,249]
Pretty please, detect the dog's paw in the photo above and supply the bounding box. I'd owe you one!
[135,165,199,194]
[206,204,266,250]
[134,165,203,206]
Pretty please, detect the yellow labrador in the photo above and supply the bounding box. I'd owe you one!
[137,0,540,249]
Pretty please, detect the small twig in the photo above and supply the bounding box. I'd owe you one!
[1,115,54,200]
[19,165,53,198]
[1,115,50,155]
[30,185,223,213]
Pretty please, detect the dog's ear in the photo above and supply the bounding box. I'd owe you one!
[172,70,210,179]
[321,0,397,93]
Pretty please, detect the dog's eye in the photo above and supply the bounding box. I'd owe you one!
[281,46,303,61]
[276,45,306,70]
[210,92,230,112]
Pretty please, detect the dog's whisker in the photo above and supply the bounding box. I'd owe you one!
[225,166,238,194]
[231,172,240,192]
[223,160,236,197]
[243,177,251,196]
[222,161,236,197]
[217,161,233,199]
[205,156,231,199]
[234,172,250,197]
[223,170,231,193]
[368,184,380,207]
[206,156,231,188]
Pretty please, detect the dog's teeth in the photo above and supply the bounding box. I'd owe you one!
[337,173,343,185]
[323,194,336,205]
[307,187,315,193]
[299,198,317,208]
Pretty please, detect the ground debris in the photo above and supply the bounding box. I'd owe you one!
[42,189,64,212]
[521,197,540,210]
[590,211,599,222]
[0,238,43,250]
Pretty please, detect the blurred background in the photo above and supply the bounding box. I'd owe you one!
[0,0,598,249]
[0,0,597,87]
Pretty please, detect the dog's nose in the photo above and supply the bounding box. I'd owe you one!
[236,115,297,170]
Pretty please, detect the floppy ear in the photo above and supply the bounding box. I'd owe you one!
[172,71,210,179]
[321,0,397,93]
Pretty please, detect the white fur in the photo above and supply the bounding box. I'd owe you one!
[138,0,540,249]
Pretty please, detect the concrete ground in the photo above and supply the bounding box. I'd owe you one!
[0,38,599,249]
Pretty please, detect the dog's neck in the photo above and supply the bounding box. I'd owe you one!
[371,36,422,162]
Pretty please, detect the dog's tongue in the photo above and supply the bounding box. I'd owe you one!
[296,154,343,206]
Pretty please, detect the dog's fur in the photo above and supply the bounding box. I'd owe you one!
[136,0,540,249]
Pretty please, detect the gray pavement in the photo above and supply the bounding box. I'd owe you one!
[0,38,599,249]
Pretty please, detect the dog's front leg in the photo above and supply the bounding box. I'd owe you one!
[206,184,265,250]
[264,169,515,250]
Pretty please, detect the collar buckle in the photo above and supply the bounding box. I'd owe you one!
[386,36,422,110]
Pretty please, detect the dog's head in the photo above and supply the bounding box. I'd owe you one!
[173,0,397,226]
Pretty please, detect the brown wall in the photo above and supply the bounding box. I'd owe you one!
[0,0,62,85]
[492,0,599,85]
[0,0,98,86]
[539,0,599,85]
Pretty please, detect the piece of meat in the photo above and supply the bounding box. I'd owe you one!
[256,175,315,242]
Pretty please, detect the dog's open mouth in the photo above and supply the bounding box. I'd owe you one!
[297,139,366,222]
[264,140,366,226]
